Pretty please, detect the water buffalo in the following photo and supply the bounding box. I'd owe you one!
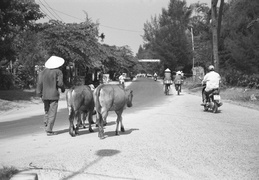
[66,85,95,137]
[93,84,133,139]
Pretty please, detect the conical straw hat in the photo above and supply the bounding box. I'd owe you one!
[165,68,171,72]
[45,56,65,69]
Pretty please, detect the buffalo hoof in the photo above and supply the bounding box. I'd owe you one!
[121,127,125,132]
[89,128,94,133]
[69,131,76,137]
[98,131,106,139]
[99,135,107,139]
[115,131,119,136]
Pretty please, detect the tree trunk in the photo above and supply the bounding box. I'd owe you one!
[211,0,219,72]
[218,0,224,42]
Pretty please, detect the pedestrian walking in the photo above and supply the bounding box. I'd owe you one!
[36,55,65,136]
[119,73,126,88]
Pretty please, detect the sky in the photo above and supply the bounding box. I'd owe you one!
[35,0,211,55]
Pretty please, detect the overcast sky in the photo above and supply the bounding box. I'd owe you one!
[36,0,211,55]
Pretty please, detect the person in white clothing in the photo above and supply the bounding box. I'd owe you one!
[201,65,221,105]
[119,73,126,88]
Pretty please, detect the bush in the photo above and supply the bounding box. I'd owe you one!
[0,166,19,180]
[223,70,259,89]
[0,69,13,90]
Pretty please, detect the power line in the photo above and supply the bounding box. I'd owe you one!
[100,24,142,33]
[39,6,52,20]
[48,6,142,33]
[38,0,60,21]
[42,0,63,21]
[49,7,83,21]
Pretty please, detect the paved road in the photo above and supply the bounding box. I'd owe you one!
[1,78,259,180]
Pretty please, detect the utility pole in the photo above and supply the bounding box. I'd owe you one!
[191,27,195,81]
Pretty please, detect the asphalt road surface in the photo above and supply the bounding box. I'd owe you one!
[1,78,259,180]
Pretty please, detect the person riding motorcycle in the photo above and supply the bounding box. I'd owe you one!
[163,68,173,94]
[201,65,221,106]
[154,72,158,81]
[174,71,183,92]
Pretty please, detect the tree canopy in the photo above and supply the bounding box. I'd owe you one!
[138,0,259,87]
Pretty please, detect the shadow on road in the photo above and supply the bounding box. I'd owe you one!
[104,128,139,138]
[55,128,69,135]
[59,149,139,180]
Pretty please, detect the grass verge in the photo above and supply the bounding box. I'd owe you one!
[0,166,19,180]
[184,79,259,110]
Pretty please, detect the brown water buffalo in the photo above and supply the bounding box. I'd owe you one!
[66,85,95,137]
[93,84,133,139]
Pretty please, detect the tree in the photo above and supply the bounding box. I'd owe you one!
[221,0,259,74]
[0,0,44,65]
[211,0,224,72]
[142,0,193,73]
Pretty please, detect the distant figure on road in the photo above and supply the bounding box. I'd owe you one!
[163,68,173,95]
[36,55,65,136]
[119,73,126,88]
[153,72,158,81]
[174,71,183,93]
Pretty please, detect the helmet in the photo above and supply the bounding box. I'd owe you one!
[208,65,214,71]
[176,71,181,75]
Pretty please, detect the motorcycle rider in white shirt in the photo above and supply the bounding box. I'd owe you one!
[201,65,221,105]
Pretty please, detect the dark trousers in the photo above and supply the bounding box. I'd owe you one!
[43,100,58,132]
[202,87,217,102]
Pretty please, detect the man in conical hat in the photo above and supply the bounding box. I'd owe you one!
[36,55,65,136]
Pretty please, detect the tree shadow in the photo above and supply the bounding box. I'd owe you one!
[0,89,36,101]
[58,149,141,180]
[55,128,69,135]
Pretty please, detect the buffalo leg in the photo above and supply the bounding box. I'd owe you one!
[97,112,104,138]
[101,110,109,127]
[69,112,76,137]
[80,112,87,129]
[74,111,80,135]
[87,111,94,133]
[115,110,124,135]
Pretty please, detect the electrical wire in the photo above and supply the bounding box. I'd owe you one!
[39,6,52,21]
[45,5,142,33]
[38,0,60,21]
[42,0,63,21]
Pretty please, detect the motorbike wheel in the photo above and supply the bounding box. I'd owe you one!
[177,88,180,95]
[212,102,218,113]
[165,86,169,95]
[204,105,209,111]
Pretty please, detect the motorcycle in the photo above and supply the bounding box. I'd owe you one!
[202,86,222,113]
[163,80,173,95]
[175,80,182,95]
[154,76,157,81]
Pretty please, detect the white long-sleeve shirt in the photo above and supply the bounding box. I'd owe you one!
[202,71,221,91]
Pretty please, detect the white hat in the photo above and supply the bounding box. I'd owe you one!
[165,68,171,72]
[45,56,65,69]
[176,71,181,75]
[208,65,214,70]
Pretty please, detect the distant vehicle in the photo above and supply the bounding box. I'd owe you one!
[146,74,152,78]
[136,73,146,78]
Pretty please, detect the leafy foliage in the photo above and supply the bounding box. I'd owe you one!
[140,0,193,74]
[0,0,44,64]
[221,0,259,74]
